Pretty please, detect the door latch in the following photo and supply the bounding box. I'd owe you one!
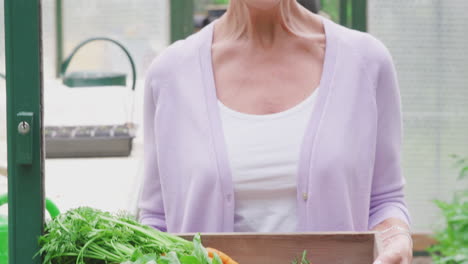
[16,112,34,165]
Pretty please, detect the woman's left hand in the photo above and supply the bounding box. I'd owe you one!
[373,231,413,264]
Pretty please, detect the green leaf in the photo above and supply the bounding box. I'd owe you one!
[179,256,201,264]
[458,166,468,180]
[131,249,145,261]
[157,259,171,264]
[211,253,223,264]
[291,251,310,264]
[133,254,158,264]
[192,234,212,264]
[301,251,311,264]
[158,252,182,264]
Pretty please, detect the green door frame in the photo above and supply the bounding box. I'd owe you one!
[339,0,350,27]
[170,0,194,43]
[55,0,63,78]
[339,0,367,32]
[351,0,367,32]
[5,0,45,263]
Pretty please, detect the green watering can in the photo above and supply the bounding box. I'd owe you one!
[0,194,60,264]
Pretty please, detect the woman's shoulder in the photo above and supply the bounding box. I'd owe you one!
[145,24,213,81]
[323,18,396,93]
[326,18,393,70]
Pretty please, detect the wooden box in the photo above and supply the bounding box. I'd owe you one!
[181,233,380,264]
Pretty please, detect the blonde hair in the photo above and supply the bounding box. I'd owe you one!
[223,0,311,39]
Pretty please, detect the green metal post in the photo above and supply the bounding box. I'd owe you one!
[5,0,45,263]
[55,0,63,78]
[339,0,349,27]
[351,0,367,31]
[170,0,194,43]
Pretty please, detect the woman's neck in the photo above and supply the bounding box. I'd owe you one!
[216,0,322,48]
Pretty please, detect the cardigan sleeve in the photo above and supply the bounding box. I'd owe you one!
[138,65,167,231]
[368,45,411,230]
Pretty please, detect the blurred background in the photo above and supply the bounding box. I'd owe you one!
[0,0,467,236]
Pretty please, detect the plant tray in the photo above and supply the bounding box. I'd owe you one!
[45,123,136,158]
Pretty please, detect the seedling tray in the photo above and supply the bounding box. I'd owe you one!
[45,123,136,158]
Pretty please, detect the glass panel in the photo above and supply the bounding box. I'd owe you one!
[42,0,170,216]
[369,0,468,231]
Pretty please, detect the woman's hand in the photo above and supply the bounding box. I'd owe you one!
[372,218,413,264]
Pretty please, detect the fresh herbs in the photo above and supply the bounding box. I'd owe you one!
[39,207,317,264]
[124,235,223,264]
[38,207,218,264]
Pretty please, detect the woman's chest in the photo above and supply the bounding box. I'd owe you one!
[155,43,378,190]
[157,80,378,188]
[212,48,323,115]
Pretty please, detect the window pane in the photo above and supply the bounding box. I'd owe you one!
[42,0,170,216]
[369,0,468,231]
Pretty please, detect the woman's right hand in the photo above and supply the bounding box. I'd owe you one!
[373,227,413,264]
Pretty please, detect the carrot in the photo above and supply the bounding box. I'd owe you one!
[206,247,239,264]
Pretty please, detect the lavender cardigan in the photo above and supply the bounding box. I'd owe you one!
[139,17,411,233]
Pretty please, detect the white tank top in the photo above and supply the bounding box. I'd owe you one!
[218,88,319,232]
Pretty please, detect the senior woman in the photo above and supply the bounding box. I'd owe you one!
[139,0,412,263]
